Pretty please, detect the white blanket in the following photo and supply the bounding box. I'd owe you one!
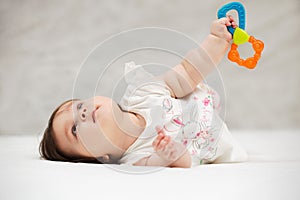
[1,130,300,200]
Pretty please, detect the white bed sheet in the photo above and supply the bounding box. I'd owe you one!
[1,130,300,200]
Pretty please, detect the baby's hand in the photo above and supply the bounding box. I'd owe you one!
[152,127,186,163]
[210,15,237,42]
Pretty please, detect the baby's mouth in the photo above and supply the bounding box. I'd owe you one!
[92,107,99,123]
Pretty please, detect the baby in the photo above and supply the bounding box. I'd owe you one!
[39,16,248,168]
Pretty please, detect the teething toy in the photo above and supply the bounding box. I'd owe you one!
[218,2,264,69]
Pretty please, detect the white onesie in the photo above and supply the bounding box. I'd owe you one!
[119,62,247,166]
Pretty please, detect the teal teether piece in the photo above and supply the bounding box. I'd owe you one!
[217,2,246,35]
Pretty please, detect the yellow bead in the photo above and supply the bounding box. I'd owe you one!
[233,28,250,45]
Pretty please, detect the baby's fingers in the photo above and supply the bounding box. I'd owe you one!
[227,15,238,28]
[152,133,164,149]
[231,21,237,28]
[157,136,170,150]
[218,17,231,26]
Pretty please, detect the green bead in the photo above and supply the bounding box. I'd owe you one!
[233,27,250,45]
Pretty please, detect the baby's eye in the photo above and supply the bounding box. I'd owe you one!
[77,102,83,110]
[71,124,78,136]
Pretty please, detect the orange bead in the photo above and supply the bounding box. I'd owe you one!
[245,57,257,69]
[252,40,264,53]
[228,50,239,62]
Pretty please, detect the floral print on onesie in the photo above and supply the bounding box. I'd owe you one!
[162,83,223,165]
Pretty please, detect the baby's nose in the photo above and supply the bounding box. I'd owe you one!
[79,107,88,121]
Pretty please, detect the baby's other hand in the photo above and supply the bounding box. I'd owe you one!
[210,15,237,42]
[153,126,186,163]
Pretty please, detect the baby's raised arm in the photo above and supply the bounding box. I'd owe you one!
[160,16,236,98]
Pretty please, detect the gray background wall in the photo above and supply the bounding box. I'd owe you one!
[0,0,299,135]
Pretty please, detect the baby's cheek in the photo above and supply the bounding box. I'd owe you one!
[77,124,105,156]
[96,106,114,126]
[79,123,100,138]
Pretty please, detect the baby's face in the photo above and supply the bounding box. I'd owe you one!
[52,96,116,158]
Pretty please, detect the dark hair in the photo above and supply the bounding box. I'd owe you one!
[39,99,102,164]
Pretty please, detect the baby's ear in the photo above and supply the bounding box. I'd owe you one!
[102,154,110,163]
